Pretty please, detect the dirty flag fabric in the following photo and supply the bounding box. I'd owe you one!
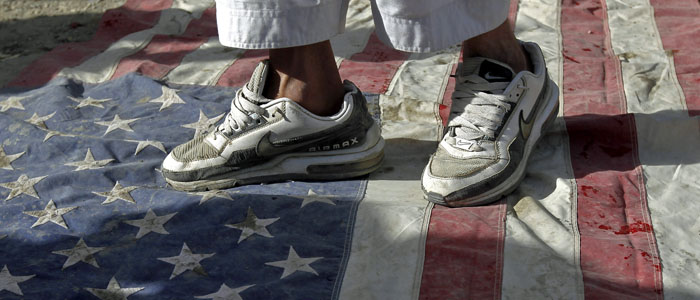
[1,0,699,299]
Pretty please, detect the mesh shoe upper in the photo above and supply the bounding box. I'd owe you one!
[162,60,377,183]
[171,134,220,163]
[429,58,518,178]
[429,146,495,177]
[168,61,272,165]
[423,42,558,206]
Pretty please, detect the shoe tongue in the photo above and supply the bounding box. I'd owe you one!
[244,60,272,103]
[460,58,515,83]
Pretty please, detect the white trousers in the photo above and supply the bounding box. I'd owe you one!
[215,0,509,53]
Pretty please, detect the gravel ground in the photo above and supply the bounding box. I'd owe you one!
[0,0,126,87]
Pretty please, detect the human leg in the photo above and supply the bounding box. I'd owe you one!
[161,0,384,191]
[368,0,559,206]
[215,0,348,115]
[421,40,559,207]
[461,20,532,73]
[265,41,345,117]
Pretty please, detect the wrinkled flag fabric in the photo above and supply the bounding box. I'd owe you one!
[1,0,699,299]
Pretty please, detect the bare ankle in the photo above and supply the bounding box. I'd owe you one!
[262,41,345,116]
[462,21,533,73]
[265,68,344,116]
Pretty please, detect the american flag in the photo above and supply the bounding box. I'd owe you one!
[0,0,699,299]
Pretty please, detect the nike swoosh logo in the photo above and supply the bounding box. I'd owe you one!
[256,131,327,157]
[519,98,541,141]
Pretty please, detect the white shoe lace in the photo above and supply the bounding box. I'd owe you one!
[448,74,524,151]
[216,86,283,137]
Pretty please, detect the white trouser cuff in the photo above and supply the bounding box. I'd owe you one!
[372,0,509,53]
[215,0,349,49]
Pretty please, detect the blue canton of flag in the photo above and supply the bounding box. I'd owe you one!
[0,74,368,299]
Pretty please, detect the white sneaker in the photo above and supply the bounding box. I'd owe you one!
[162,60,384,191]
[422,42,559,207]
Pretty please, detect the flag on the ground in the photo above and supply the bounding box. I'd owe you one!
[0,0,699,299]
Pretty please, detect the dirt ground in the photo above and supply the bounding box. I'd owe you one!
[0,0,126,87]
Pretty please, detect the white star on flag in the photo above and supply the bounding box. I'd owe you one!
[25,111,55,129]
[68,96,111,109]
[157,243,215,279]
[93,181,138,205]
[0,146,25,170]
[299,189,336,208]
[126,139,166,155]
[95,114,139,135]
[0,265,35,296]
[52,238,105,269]
[29,111,71,142]
[226,207,279,243]
[0,96,26,112]
[150,86,186,111]
[264,246,323,279]
[123,209,177,239]
[195,283,254,300]
[85,277,144,300]
[23,199,77,229]
[192,190,233,205]
[0,174,46,201]
[181,110,225,136]
[42,130,66,142]
[65,148,114,171]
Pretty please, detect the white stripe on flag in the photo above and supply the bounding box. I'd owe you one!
[164,37,245,86]
[606,0,688,113]
[634,115,700,299]
[331,0,375,67]
[338,49,455,300]
[379,46,458,142]
[503,0,585,298]
[57,0,213,84]
[606,0,700,297]
[386,48,460,106]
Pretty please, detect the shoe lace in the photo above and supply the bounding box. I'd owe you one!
[216,87,282,136]
[447,74,524,150]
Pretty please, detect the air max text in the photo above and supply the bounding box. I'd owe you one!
[308,137,359,152]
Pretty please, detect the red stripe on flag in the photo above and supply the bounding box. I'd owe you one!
[649,0,700,116]
[7,0,172,88]
[421,3,519,299]
[562,0,663,298]
[419,202,507,300]
[439,58,459,127]
[338,33,410,94]
[216,50,268,88]
[110,7,218,80]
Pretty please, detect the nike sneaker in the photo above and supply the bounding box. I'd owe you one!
[422,42,559,207]
[162,60,384,191]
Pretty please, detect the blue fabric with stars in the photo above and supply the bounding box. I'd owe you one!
[0,74,368,299]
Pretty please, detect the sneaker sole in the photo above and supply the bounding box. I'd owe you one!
[424,80,560,207]
[165,124,385,192]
